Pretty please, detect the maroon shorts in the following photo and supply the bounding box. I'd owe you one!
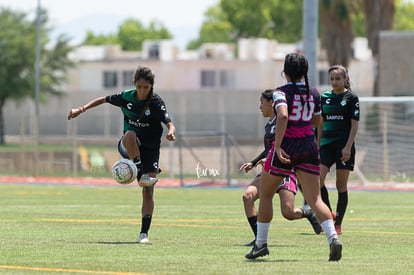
[276,173,298,194]
[264,136,320,176]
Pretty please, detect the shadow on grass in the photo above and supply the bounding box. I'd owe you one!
[299,232,323,236]
[245,259,299,263]
[93,241,152,245]
[236,243,298,248]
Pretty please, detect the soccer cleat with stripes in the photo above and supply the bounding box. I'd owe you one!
[245,243,269,259]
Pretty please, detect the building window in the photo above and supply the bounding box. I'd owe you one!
[148,44,160,59]
[201,70,234,88]
[122,70,134,87]
[319,69,329,86]
[201,70,216,87]
[103,71,118,88]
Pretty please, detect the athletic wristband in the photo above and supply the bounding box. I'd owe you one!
[250,157,261,167]
[250,151,266,167]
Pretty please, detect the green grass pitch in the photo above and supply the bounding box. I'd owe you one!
[0,183,413,274]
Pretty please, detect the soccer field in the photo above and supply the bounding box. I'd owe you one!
[0,183,413,275]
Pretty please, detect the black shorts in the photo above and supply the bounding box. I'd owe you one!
[320,140,355,171]
[117,136,161,174]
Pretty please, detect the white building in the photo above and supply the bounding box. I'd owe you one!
[66,38,374,96]
[2,38,374,139]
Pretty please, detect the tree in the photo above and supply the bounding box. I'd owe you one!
[348,0,413,43]
[220,0,303,42]
[362,0,394,96]
[82,31,119,45]
[320,0,354,67]
[0,8,74,144]
[187,6,233,50]
[118,18,172,51]
[83,18,172,51]
[394,0,414,30]
[348,0,366,37]
[363,0,394,58]
[189,0,303,49]
[220,0,274,39]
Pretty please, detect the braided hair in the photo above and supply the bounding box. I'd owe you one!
[283,53,310,109]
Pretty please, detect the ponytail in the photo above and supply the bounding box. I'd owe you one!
[283,53,311,109]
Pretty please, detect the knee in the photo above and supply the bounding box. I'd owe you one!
[281,208,295,220]
[124,130,137,140]
[242,192,255,203]
[336,182,348,192]
[337,187,347,193]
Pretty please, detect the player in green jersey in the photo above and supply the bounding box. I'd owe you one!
[318,65,360,235]
[68,66,176,243]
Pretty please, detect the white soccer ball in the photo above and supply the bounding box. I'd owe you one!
[111,159,138,184]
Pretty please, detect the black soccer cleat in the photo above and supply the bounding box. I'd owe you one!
[307,212,323,235]
[329,238,343,261]
[245,243,269,259]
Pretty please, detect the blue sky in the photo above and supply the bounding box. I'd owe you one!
[0,0,219,50]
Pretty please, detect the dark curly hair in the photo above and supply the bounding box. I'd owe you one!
[133,66,155,100]
[283,53,310,108]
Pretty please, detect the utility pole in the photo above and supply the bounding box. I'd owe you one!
[34,0,41,176]
[303,0,319,87]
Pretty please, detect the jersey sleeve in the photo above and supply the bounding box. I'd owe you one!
[272,89,287,112]
[350,94,360,121]
[152,94,172,124]
[311,88,322,115]
[105,91,124,107]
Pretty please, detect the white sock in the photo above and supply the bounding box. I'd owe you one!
[255,222,270,247]
[321,219,338,245]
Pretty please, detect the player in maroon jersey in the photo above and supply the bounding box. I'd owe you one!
[241,89,321,246]
[245,53,342,262]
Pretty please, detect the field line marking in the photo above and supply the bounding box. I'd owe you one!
[0,265,148,275]
[30,218,414,234]
[37,218,245,229]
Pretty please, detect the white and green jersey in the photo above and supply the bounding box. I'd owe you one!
[320,90,359,147]
[106,89,172,146]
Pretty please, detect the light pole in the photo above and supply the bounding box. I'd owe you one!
[34,0,41,176]
[303,0,319,87]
